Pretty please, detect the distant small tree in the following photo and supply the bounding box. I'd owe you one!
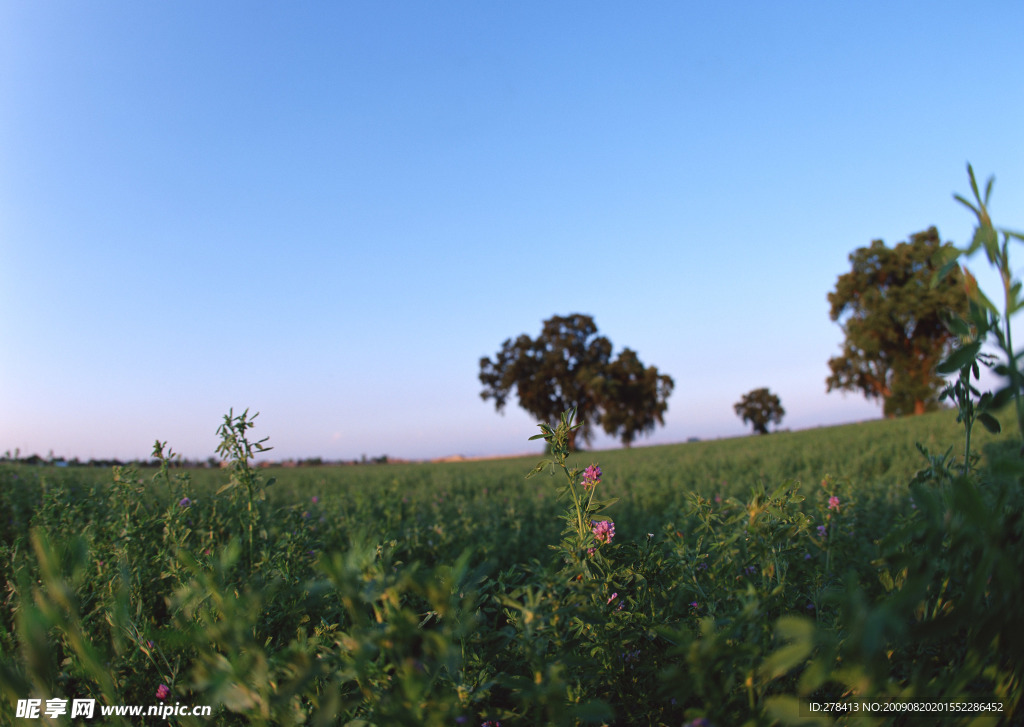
[734,388,785,435]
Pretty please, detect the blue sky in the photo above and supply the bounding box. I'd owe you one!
[2,2,1023,462]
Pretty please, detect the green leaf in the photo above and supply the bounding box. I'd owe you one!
[941,313,972,338]
[775,614,815,642]
[967,163,981,201]
[764,696,832,726]
[570,700,614,723]
[991,385,1016,409]
[758,616,815,680]
[931,258,960,288]
[975,224,1000,264]
[936,341,982,374]
[954,193,980,219]
[977,412,1001,434]
[590,497,620,512]
[526,459,553,479]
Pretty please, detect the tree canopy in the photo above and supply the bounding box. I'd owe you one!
[827,227,968,417]
[734,388,785,434]
[479,314,674,448]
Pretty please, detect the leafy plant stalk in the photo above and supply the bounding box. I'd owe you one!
[214,408,274,569]
[940,164,1024,452]
[526,408,617,560]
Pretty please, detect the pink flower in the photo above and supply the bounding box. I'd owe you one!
[828,496,840,511]
[582,464,602,489]
[156,684,170,700]
[591,519,615,545]
[607,592,618,605]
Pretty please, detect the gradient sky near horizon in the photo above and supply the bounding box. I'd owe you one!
[2,2,1023,462]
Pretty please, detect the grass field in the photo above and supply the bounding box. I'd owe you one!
[1,409,1021,725]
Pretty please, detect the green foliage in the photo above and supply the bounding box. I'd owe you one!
[937,164,1024,451]
[214,409,274,571]
[0,404,1018,725]
[733,388,786,435]
[827,227,969,417]
[479,313,674,448]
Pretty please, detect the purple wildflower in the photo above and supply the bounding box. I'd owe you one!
[178,497,191,508]
[607,592,618,605]
[156,684,170,700]
[591,519,615,545]
[828,495,840,511]
[582,464,602,489]
[817,525,827,538]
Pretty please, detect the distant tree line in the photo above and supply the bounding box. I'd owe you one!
[0,451,392,468]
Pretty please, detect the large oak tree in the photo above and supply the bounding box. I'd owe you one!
[479,314,674,448]
[827,227,967,417]
[734,388,785,434]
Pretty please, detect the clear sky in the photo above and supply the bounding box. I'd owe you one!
[2,2,1023,462]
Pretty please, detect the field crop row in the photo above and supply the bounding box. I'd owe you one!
[0,409,1020,725]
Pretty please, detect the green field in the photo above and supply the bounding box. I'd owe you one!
[1,409,1021,725]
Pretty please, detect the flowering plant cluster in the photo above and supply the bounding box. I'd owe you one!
[527,408,618,560]
[591,518,615,545]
